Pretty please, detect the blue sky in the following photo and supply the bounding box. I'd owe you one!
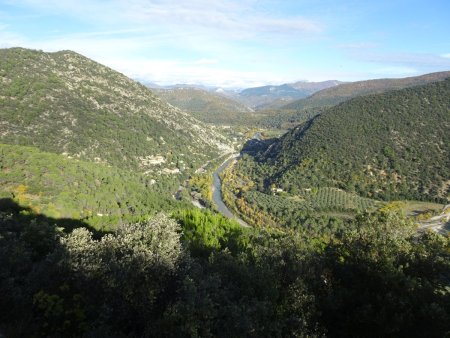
[1,0,449,87]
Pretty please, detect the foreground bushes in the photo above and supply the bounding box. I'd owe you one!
[1,206,449,337]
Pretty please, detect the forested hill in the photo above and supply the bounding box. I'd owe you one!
[261,78,450,202]
[153,87,253,124]
[0,48,232,174]
[283,71,450,110]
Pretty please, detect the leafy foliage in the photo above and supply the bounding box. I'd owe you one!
[173,208,247,256]
[1,47,449,338]
[260,78,450,202]
[1,200,448,337]
[255,107,324,129]
[0,143,186,229]
[221,152,380,228]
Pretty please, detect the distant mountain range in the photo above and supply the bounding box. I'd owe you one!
[147,72,450,118]
[236,80,343,109]
[147,73,450,127]
[148,80,343,119]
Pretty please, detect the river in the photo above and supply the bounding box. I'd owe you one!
[212,155,249,227]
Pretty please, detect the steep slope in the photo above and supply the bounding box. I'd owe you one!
[0,143,184,229]
[284,71,450,110]
[237,80,342,110]
[0,48,232,175]
[153,87,253,124]
[257,78,450,202]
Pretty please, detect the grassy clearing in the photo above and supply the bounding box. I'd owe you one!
[398,201,444,216]
[261,129,288,139]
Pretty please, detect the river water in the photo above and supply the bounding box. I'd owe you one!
[212,155,249,227]
[211,132,263,227]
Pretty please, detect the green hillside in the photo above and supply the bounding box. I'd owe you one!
[1,48,449,338]
[153,87,253,124]
[0,143,185,230]
[283,71,450,111]
[259,78,450,202]
[0,48,232,175]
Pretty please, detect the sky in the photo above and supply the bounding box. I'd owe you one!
[1,0,450,88]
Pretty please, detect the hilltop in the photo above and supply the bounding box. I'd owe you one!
[283,71,450,110]
[152,86,253,124]
[261,78,450,202]
[0,48,232,175]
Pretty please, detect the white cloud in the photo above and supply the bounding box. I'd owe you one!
[10,0,322,38]
[126,1,322,39]
[0,0,326,87]
[4,1,446,87]
[104,57,293,88]
[248,17,322,33]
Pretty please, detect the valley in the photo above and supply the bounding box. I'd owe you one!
[0,46,449,337]
[211,154,248,227]
[1,48,448,238]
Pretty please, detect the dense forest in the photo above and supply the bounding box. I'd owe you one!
[1,204,449,337]
[0,48,449,337]
[0,144,187,230]
[247,78,450,203]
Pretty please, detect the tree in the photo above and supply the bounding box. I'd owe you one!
[34,213,183,335]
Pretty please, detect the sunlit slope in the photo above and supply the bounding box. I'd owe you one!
[0,48,232,175]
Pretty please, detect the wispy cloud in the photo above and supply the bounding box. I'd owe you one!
[123,0,322,37]
[10,0,322,38]
[104,57,292,88]
[3,0,450,86]
[0,0,325,87]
